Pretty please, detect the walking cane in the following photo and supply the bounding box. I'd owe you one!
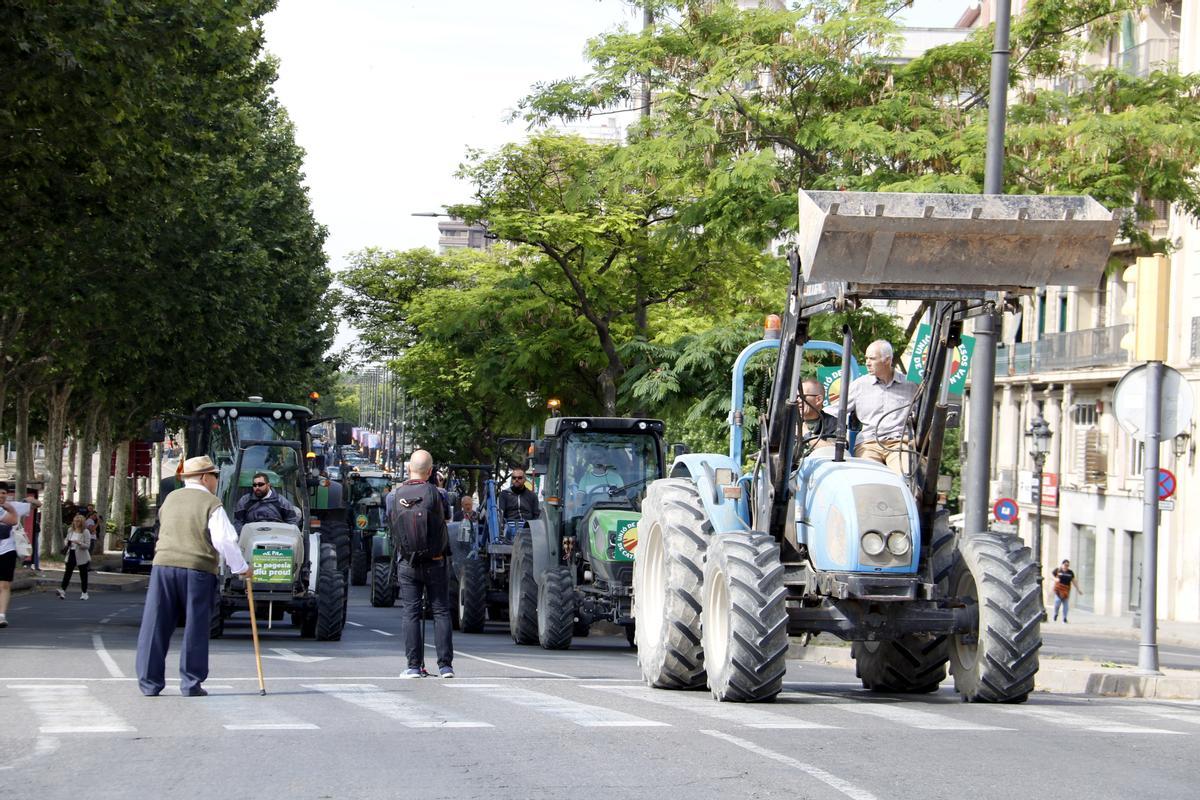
[245,578,267,696]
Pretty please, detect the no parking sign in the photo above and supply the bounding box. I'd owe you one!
[993,497,1019,524]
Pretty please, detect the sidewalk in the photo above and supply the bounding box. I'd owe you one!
[1040,608,1200,648]
[10,554,149,594]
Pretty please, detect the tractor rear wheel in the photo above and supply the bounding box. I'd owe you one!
[315,543,346,641]
[949,532,1041,703]
[370,558,395,608]
[322,518,351,574]
[852,517,955,693]
[459,556,488,633]
[509,532,538,645]
[350,530,368,586]
[634,479,711,690]
[537,567,575,650]
[701,532,788,702]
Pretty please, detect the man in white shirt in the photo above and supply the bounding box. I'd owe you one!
[135,457,252,697]
[0,481,30,628]
[844,339,918,476]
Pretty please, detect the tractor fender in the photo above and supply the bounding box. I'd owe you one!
[370,532,389,562]
[663,453,751,534]
[529,517,554,579]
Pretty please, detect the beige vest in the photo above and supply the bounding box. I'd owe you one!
[153,487,224,574]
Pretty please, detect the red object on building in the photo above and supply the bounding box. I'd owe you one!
[109,441,154,478]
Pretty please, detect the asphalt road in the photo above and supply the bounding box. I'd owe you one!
[3,585,1198,800]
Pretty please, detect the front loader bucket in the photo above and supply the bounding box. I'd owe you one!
[796,190,1119,289]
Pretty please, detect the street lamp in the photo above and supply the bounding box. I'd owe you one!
[1027,409,1052,619]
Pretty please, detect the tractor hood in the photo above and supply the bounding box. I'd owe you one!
[582,507,641,565]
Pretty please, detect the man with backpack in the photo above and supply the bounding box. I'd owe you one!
[389,449,454,679]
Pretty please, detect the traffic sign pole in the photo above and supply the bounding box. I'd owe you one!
[1138,361,1163,675]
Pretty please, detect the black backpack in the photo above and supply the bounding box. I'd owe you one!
[388,480,447,564]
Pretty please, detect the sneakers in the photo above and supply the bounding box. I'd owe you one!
[0,613,8,628]
[401,668,423,679]
[80,593,89,601]
[439,666,455,679]
[56,588,66,599]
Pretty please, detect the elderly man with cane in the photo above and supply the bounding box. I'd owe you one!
[136,456,253,697]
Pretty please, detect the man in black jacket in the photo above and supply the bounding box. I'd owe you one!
[233,473,301,532]
[497,468,539,526]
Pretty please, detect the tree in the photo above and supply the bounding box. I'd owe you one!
[520,0,1200,246]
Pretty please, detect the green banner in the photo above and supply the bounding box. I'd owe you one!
[906,323,975,396]
[252,548,294,583]
[816,366,846,401]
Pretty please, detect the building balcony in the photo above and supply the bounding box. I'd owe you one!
[996,324,1130,377]
[1120,38,1179,78]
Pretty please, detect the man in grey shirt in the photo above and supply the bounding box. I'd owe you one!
[843,339,917,475]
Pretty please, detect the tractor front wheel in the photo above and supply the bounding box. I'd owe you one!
[509,532,538,645]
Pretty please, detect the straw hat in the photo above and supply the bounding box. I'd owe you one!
[179,455,219,477]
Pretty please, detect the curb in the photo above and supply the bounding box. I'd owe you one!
[11,573,149,594]
[788,640,1200,700]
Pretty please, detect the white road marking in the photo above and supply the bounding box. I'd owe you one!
[305,683,492,728]
[7,685,136,734]
[92,634,125,678]
[346,621,364,627]
[1124,705,1200,727]
[262,648,332,664]
[202,690,320,731]
[224,723,320,731]
[701,730,878,800]
[1002,705,1186,734]
[370,629,395,637]
[0,736,59,772]
[452,684,667,727]
[830,700,1009,731]
[423,643,573,678]
[582,684,834,729]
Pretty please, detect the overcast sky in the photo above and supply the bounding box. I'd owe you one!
[262,1,974,350]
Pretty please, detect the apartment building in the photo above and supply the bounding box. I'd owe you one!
[962,1,1199,622]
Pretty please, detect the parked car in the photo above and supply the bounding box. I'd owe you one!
[122,526,157,574]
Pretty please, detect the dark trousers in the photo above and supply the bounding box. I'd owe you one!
[135,565,217,695]
[398,557,453,670]
[61,551,89,593]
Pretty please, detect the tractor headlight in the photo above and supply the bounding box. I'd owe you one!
[861,530,886,556]
[886,530,911,556]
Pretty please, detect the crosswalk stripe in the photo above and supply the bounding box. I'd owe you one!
[199,690,321,731]
[1001,706,1187,734]
[1123,706,1200,727]
[448,684,667,727]
[580,684,834,729]
[826,700,1009,731]
[7,685,135,734]
[306,683,492,728]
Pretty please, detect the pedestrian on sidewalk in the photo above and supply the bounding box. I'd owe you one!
[391,449,454,679]
[57,514,95,600]
[1051,559,1081,623]
[135,456,252,697]
[0,481,30,629]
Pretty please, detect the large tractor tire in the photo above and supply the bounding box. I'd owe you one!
[537,567,575,650]
[634,479,711,690]
[701,532,788,702]
[322,518,352,575]
[508,531,538,645]
[852,516,956,693]
[350,530,368,586]
[370,559,396,608]
[948,531,1041,703]
[458,556,488,633]
[315,543,346,641]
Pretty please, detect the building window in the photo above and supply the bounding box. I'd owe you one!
[1058,293,1069,333]
[1128,438,1144,476]
[1072,403,1097,427]
[1037,291,1047,335]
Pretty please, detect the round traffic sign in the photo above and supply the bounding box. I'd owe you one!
[1113,364,1194,441]
[1158,468,1176,501]
[993,497,1019,523]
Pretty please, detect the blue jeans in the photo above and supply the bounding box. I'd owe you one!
[397,557,453,670]
[1054,592,1070,621]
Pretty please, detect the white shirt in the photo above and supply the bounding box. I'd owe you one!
[845,371,919,443]
[0,501,31,556]
[181,480,249,574]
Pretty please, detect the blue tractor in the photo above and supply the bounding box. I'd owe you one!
[633,189,1120,702]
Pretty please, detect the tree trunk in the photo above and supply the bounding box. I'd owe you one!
[66,434,78,503]
[600,368,618,415]
[95,417,114,539]
[38,382,72,560]
[14,389,30,494]
[0,375,7,474]
[109,440,131,551]
[78,406,99,505]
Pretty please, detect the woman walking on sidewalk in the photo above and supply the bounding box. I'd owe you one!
[58,514,95,600]
[1051,559,1082,623]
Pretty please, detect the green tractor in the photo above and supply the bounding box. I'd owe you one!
[513,417,667,649]
[347,467,392,586]
[186,399,351,640]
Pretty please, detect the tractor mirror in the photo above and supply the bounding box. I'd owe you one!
[335,422,354,447]
[670,442,689,459]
